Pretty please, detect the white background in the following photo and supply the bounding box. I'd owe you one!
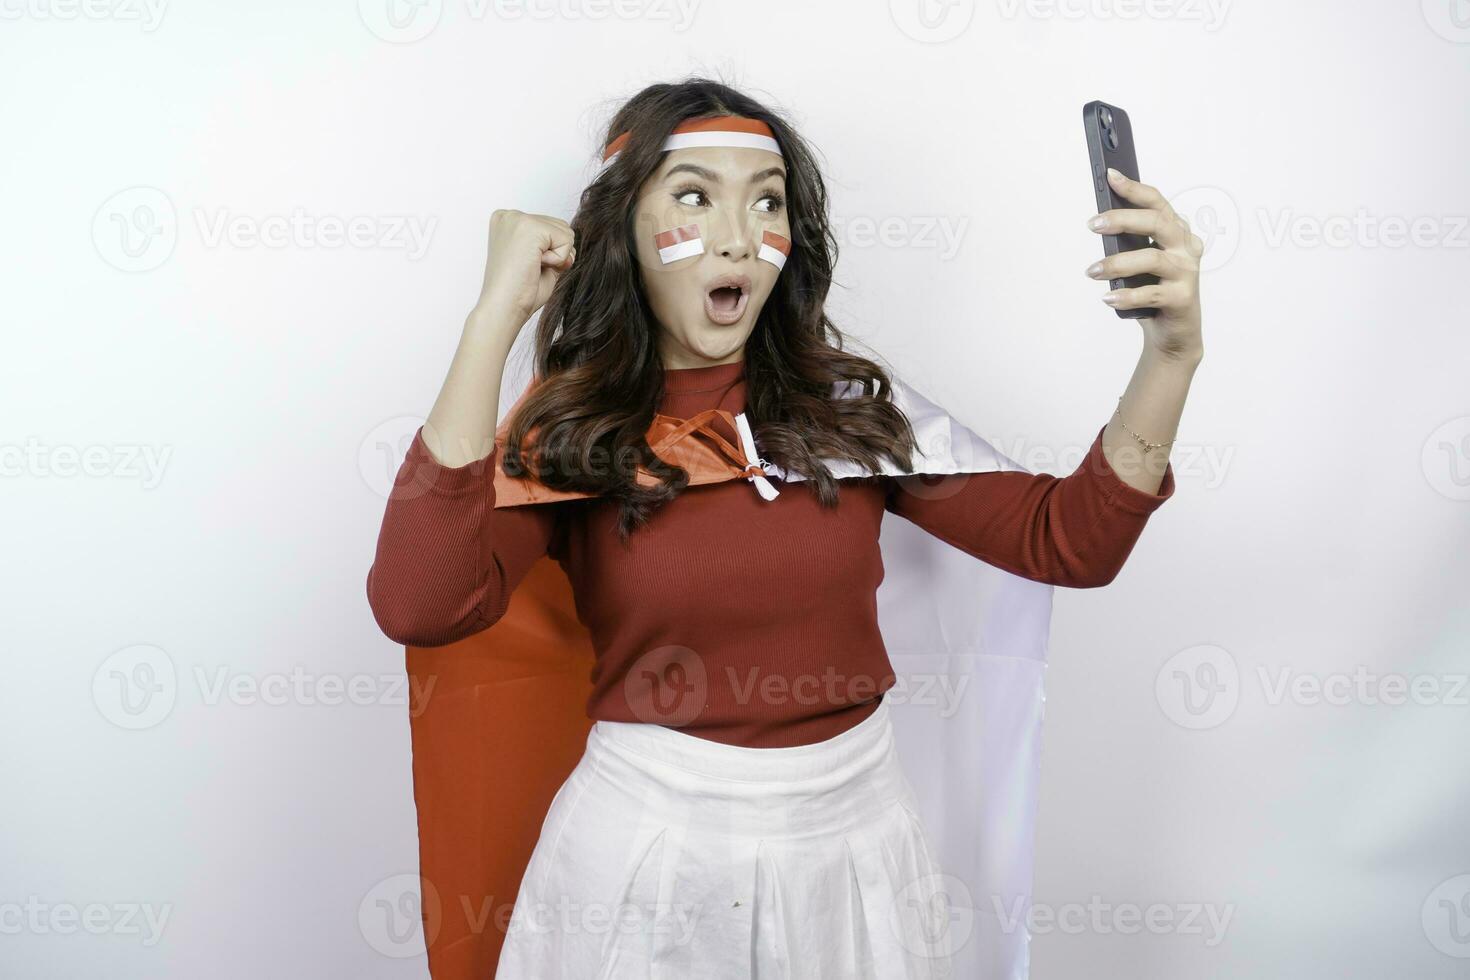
[3,0,1468,977]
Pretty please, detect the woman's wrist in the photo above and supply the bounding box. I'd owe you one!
[464,302,527,352]
[1141,338,1204,373]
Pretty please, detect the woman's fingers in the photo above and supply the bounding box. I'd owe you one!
[1096,262,1198,312]
[1101,281,1181,312]
[542,247,575,271]
[1084,172,1205,332]
[478,209,579,321]
[535,218,577,268]
[1087,243,1193,281]
[1090,170,1193,250]
[1104,168,1170,212]
[1088,205,1191,250]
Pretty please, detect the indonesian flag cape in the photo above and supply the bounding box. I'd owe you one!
[404,358,1054,979]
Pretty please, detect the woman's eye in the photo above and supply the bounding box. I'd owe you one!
[675,190,707,207]
[754,194,784,214]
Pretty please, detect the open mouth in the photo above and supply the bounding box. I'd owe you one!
[703,279,750,326]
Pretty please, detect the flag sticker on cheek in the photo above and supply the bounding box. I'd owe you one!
[654,223,704,264]
[758,230,791,272]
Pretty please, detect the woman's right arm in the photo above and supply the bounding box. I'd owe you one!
[365,211,577,647]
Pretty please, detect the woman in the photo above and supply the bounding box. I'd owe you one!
[367,78,1201,978]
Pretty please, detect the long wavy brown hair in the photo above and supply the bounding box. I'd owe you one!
[501,76,919,539]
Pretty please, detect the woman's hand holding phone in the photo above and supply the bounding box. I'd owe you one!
[1086,169,1205,363]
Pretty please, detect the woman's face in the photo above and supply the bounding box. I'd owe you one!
[631,143,790,369]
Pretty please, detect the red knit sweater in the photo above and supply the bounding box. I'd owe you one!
[367,358,1174,748]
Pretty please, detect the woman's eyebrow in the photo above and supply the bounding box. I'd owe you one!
[664,162,787,184]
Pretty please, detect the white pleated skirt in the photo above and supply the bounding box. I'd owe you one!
[495,695,955,979]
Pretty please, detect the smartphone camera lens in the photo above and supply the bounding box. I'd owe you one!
[1098,106,1113,128]
[1106,128,1119,149]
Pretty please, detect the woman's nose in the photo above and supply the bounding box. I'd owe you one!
[708,209,754,261]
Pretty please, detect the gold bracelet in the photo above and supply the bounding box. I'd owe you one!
[1113,397,1174,455]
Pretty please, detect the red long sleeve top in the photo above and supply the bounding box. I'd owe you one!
[367,358,1175,748]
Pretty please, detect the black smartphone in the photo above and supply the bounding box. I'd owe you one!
[1083,100,1160,319]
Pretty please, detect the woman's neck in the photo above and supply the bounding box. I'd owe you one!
[662,355,746,393]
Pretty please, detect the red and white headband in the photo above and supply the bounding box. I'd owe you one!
[600,114,782,172]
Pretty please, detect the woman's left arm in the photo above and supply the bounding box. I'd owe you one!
[1086,167,1205,495]
[883,171,1203,588]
